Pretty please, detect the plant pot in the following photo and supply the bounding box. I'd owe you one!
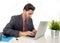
[51,30,59,39]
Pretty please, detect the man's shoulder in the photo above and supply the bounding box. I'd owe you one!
[12,15,20,18]
[10,14,22,20]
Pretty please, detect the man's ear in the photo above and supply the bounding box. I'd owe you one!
[23,10,27,15]
[23,9,26,12]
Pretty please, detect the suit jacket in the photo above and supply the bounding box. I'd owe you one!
[3,14,34,37]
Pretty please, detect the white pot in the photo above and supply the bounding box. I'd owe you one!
[51,30,59,39]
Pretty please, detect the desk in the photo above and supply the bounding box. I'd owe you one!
[8,36,60,43]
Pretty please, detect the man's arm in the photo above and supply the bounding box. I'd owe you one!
[3,16,19,37]
[27,18,37,36]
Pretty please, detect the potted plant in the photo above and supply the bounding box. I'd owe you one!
[49,20,60,38]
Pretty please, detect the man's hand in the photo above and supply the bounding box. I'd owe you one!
[19,32,26,36]
[31,30,37,36]
[19,31,34,36]
[19,30,37,37]
[32,30,37,34]
[25,31,35,36]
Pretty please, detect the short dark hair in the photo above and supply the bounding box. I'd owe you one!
[23,3,35,11]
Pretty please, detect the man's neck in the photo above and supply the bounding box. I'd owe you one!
[22,13,28,21]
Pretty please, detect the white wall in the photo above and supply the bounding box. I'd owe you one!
[0,0,60,35]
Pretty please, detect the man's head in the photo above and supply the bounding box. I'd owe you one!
[23,3,35,18]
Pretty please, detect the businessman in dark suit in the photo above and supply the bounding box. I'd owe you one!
[3,3,37,37]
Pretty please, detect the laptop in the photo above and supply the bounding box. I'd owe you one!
[33,21,48,40]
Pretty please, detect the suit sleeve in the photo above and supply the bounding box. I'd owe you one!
[31,18,35,30]
[3,16,19,37]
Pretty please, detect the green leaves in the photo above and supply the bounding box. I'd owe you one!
[49,20,60,30]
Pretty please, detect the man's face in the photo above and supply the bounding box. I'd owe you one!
[24,10,34,18]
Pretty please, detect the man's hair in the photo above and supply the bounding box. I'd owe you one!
[23,3,35,11]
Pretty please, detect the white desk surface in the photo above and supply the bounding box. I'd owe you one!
[7,36,60,43]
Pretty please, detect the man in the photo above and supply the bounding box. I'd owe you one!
[3,3,37,37]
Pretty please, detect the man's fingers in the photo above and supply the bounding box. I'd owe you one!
[26,31,36,36]
[29,32,36,36]
[32,30,37,34]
